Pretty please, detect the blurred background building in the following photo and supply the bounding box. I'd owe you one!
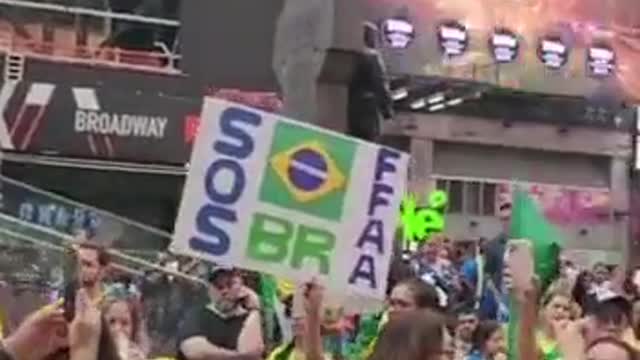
[0,0,635,268]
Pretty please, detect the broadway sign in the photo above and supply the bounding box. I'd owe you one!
[0,81,202,164]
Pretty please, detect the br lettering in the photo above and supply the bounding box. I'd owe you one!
[246,213,336,275]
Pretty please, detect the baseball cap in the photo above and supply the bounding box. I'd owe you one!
[207,264,235,283]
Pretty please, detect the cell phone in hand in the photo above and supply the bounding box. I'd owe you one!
[62,246,79,322]
[506,239,534,293]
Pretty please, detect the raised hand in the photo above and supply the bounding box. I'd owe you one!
[69,289,102,359]
[553,320,586,360]
[304,279,324,318]
[238,285,261,311]
[4,300,68,360]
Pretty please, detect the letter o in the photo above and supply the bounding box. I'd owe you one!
[204,159,245,205]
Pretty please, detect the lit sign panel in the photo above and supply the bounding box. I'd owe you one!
[437,21,468,57]
[491,28,519,63]
[587,44,615,77]
[382,18,415,49]
[367,0,640,101]
[537,36,569,69]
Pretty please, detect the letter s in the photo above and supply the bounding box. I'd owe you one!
[214,107,262,159]
[189,204,237,256]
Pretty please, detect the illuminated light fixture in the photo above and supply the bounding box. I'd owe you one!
[446,98,464,106]
[392,88,409,101]
[428,103,446,112]
[410,98,426,110]
[490,28,519,63]
[382,17,415,49]
[437,20,468,57]
[427,92,445,104]
[537,36,569,69]
[587,43,615,77]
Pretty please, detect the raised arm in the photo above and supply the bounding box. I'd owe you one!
[304,281,325,360]
[506,239,538,360]
[69,289,102,360]
[236,310,265,359]
[516,284,538,360]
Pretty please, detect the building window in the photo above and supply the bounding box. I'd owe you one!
[482,183,497,215]
[448,181,463,213]
[465,182,481,214]
[434,178,497,216]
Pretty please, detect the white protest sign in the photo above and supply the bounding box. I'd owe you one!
[171,99,408,307]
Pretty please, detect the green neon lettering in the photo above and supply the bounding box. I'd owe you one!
[422,208,445,238]
[399,190,448,244]
[428,190,448,210]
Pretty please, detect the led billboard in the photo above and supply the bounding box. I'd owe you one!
[366,0,640,101]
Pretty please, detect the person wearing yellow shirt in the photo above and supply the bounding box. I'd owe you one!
[268,280,330,360]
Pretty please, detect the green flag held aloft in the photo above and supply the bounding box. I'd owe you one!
[510,189,563,290]
[507,189,563,360]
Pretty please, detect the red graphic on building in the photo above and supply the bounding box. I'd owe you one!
[184,114,200,144]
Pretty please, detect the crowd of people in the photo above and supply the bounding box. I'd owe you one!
[0,207,640,360]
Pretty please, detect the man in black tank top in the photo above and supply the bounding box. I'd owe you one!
[177,266,264,360]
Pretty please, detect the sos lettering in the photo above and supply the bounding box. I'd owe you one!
[190,107,337,273]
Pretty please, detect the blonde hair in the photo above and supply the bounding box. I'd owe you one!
[541,279,574,307]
